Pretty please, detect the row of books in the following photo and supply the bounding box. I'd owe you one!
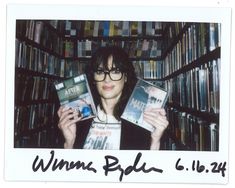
[166,107,219,151]
[15,20,61,148]
[16,20,64,56]
[162,23,220,54]
[47,20,64,31]
[64,39,162,58]
[125,39,161,58]
[61,59,162,80]
[163,23,221,76]
[166,58,220,114]
[64,40,92,58]
[161,137,177,150]
[16,39,65,77]
[132,60,163,80]
[62,58,163,80]
[14,103,56,136]
[14,127,58,148]
[162,22,187,52]
[15,40,163,94]
[64,20,82,37]
[162,22,186,42]
[16,20,163,59]
[16,20,162,39]
[63,59,87,78]
[64,20,162,38]
[15,131,47,148]
[15,74,56,103]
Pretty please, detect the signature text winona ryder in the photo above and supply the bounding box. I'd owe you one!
[32,150,163,181]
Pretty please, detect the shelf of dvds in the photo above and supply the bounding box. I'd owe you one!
[161,22,221,151]
[14,20,64,148]
[14,20,221,151]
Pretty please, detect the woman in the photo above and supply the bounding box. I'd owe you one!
[57,46,168,150]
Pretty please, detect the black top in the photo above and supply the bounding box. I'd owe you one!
[74,119,151,150]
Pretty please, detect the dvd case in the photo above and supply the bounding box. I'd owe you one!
[121,78,168,132]
[54,74,96,121]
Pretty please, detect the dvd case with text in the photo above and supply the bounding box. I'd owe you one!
[121,78,168,132]
[54,74,96,121]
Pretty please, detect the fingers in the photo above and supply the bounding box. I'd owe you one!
[58,107,82,130]
[58,115,81,130]
[145,107,166,116]
[57,106,82,149]
[143,112,168,130]
[57,106,63,117]
[143,108,169,132]
[143,108,169,144]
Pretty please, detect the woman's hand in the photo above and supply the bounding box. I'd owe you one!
[143,108,169,150]
[57,106,82,149]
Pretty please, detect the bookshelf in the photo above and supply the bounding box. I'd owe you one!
[14,20,64,148]
[61,20,163,80]
[14,20,221,151]
[161,22,221,151]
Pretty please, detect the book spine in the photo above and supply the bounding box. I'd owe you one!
[34,21,44,44]
[166,107,219,151]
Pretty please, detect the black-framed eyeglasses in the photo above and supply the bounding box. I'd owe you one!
[94,68,123,82]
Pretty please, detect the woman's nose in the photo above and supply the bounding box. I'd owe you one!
[104,72,112,82]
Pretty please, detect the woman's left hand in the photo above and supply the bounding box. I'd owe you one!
[143,108,169,150]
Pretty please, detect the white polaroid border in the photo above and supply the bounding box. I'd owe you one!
[5,4,231,184]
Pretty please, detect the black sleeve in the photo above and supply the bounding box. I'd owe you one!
[73,119,92,149]
[120,120,151,150]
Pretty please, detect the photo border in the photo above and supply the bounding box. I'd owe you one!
[5,4,231,184]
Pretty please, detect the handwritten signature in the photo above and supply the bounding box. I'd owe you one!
[103,152,163,181]
[32,150,163,181]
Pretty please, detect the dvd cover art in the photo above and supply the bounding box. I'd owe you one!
[54,74,96,121]
[121,78,168,132]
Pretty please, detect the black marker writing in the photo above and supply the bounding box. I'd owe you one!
[32,150,97,173]
[103,152,163,181]
[175,158,226,177]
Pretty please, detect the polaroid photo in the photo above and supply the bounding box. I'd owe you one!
[5,4,231,184]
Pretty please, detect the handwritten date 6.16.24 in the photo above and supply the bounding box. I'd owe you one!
[175,158,226,177]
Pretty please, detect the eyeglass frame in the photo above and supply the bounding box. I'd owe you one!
[93,68,124,82]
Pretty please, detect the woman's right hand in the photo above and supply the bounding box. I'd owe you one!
[57,106,82,149]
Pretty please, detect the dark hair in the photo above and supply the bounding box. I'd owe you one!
[86,46,137,120]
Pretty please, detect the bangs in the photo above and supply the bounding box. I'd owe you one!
[95,55,125,71]
[91,46,129,72]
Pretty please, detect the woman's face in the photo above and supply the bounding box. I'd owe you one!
[95,56,126,102]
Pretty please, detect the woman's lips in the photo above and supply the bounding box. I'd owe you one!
[102,85,114,91]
